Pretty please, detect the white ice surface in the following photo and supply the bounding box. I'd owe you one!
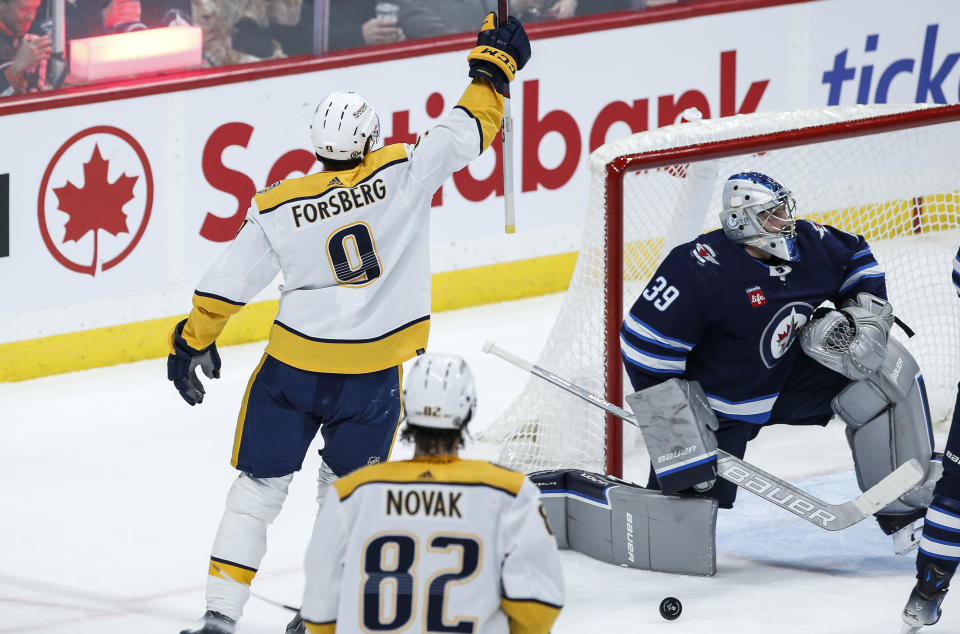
[1,292,954,634]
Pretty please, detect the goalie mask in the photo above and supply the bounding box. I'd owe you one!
[719,172,799,261]
[310,91,381,162]
[403,354,476,430]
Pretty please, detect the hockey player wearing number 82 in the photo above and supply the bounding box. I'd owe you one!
[621,172,939,545]
[168,13,532,634]
[299,354,564,634]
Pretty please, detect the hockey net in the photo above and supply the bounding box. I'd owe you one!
[479,103,960,477]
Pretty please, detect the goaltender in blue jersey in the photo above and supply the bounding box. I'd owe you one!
[622,172,939,545]
[168,13,532,634]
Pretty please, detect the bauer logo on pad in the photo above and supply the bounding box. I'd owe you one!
[746,286,766,307]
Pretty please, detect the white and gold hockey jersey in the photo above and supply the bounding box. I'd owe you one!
[300,457,564,634]
[177,80,504,373]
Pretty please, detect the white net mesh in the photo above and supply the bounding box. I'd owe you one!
[480,104,960,474]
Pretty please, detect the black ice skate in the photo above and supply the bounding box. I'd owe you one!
[877,507,927,536]
[285,612,306,633]
[180,610,237,634]
[902,564,950,630]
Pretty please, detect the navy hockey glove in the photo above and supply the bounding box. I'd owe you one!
[167,319,221,406]
[467,13,531,96]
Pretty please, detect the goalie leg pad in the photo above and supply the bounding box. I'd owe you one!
[835,338,935,514]
[625,379,719,494]
[530,469,718,576]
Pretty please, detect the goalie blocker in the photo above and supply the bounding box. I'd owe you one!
[625,379,720,494]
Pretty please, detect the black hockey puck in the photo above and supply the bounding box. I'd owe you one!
[659,597,682,620]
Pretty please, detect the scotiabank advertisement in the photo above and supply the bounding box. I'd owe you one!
[2,0,958,342]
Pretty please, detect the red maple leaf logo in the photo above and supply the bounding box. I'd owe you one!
[53,144,137,244]
[777,324,792,342]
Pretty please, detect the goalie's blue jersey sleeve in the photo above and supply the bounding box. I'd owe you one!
[620,221,885,424]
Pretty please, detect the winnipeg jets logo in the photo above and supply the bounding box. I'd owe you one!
[691,242,719,266]
[812,221,826,238]
[759,302,814,368]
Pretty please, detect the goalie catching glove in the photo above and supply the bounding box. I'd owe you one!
[467,13,531,96]
[167,319,221,406]
[800,292,895,380]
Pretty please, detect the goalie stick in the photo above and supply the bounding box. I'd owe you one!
[482,341,925,531]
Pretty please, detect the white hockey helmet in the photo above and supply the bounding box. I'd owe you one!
[719,171,799,261]
[310,91,380,162]
[403,354,477,430]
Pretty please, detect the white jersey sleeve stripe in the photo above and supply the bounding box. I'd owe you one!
[623,313,694,351]
[705,392,779,422]
[927,506,960,532]
[839,262,884,293]
[920,535,960,560]
[620,336,686,374]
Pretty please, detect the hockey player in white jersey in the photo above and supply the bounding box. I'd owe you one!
[299,353,564,634]
[168,13,532,634]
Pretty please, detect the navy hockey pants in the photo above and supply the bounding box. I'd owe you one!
[646,353,849,508]
[231,354,403,479]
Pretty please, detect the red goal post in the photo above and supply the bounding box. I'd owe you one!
[481,103,960,479]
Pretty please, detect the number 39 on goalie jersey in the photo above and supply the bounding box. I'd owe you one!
[299,458,564,634]
[620,221,886,424]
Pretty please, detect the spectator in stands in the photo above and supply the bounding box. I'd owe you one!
[513,0,577,22]
[33,0,194,41]
[192,0,278,65]
[394,0,497,40]
[393,0,580,39]
[0,0,49,95]
[576,0,633,15]
[270,0,404,57]
[333,0,404,50]
[139,0,192,29]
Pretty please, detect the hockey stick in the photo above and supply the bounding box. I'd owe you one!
[482,341,925,531]
[498,0,516,234]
